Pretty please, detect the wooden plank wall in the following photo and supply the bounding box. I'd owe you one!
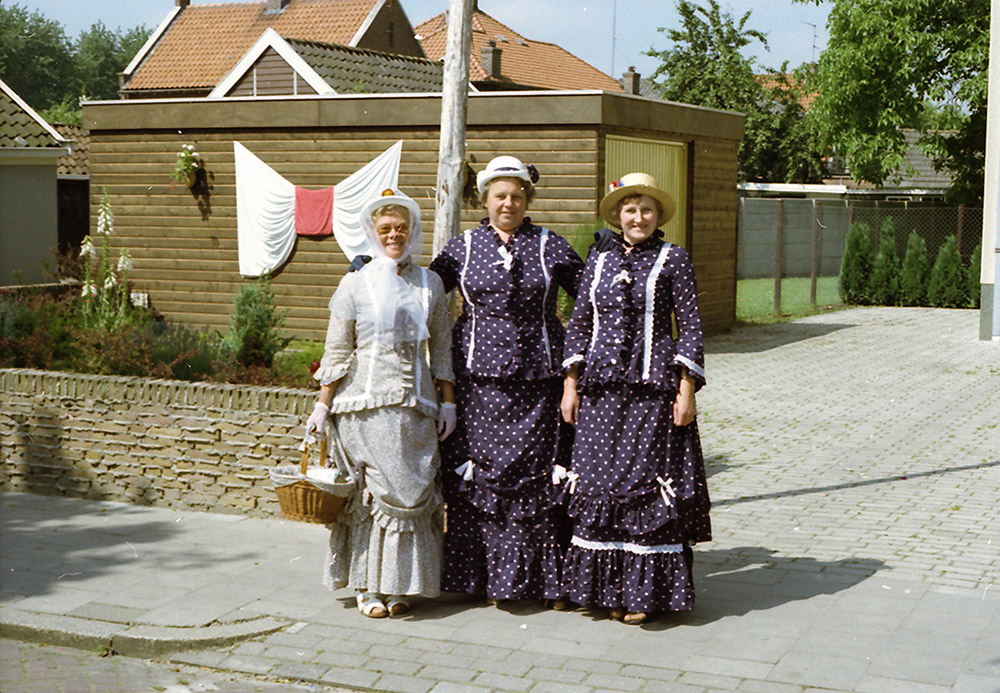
[90,126,602,340]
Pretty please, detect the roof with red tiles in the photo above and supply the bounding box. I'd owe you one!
[54,124,90,178]
[124,0,394,93]
[414,10,623,92]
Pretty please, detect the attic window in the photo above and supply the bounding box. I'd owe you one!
[515,37,527,46]
[495,34,507,42]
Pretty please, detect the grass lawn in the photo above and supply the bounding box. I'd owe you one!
[737,276,845,322]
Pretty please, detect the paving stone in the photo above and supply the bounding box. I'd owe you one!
[320,665,380,688]
[471,672,533,691]
[375,673,436,693]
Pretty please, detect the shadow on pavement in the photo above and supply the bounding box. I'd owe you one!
[714,459,1000,508]
[639,545,885,630]
[707,321,854,354]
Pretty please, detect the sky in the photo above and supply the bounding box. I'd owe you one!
[10,0,831,79]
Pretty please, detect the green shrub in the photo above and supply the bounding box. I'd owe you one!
[927,236,966,308]
[273,340,325,388]
[966,242,982,309]
[839,222,874,304]
[899,233,930,306]
[0,294,80,369]
[869,219,900,305]
[224,277,290,369]
[149,325,225,381]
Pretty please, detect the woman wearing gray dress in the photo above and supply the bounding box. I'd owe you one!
[305,190,456,619]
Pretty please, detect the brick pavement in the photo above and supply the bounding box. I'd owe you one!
[2,307,998,692]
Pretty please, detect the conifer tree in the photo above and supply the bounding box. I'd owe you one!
[927,236,966,308]
[839,222,874,304]
[899,232,930,306]
[966,242,982,309]
[869,218,900,305]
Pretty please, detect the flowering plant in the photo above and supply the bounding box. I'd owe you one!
[79,188,136,329]
[170,143,203,185]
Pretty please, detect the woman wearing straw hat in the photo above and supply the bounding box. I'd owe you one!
[429,155,584,606]
[559,172,711,625]
[305,189,456,619]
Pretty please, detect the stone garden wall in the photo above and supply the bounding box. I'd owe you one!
[0,368,314,517]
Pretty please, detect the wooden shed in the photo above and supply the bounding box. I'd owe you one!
[83,90,742,337]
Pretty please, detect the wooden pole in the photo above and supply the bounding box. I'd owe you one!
[433,0,476,257]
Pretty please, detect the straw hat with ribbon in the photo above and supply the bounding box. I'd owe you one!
[599,172,676,229]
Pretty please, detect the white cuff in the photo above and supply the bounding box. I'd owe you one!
[561,354,585,370]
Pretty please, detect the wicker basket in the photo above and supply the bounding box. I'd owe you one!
[271,437,353,523]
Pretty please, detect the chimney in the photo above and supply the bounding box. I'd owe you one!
[622,66,640,95]
[264,0,290,13]
[175,0,190,6]
[481,40,501,79]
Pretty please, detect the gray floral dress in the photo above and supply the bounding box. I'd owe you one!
[315,262,453,597]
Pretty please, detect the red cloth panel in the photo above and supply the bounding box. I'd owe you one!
[294,186,334,236]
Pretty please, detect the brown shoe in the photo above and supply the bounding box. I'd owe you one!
[545,599,573,611]
[609,607,626,621]
[623,612,647,625]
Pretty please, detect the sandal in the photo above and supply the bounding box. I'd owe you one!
[545,599,573,611]
[486,597,505,606]
[609,607,626,621]
[356,591,387,619]
[385,595,410,616]
[623,611,647,625]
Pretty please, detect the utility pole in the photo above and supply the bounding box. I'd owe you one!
[981,0,1000,340]
[433,0,475,256]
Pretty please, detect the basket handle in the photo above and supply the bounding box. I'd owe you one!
[300,435,329,475]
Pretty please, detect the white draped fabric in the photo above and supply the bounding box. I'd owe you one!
[234,140,403,277]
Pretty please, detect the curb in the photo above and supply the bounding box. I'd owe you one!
[0,607,287,658]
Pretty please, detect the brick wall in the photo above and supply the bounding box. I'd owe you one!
[0,368,315,517]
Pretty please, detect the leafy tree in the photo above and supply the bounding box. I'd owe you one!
[839,222,874,304]
[75,21,150,101]
[869,219,900,305]
[899,232,930,306]
[797,0,988,204]
[0,4,75,110]
[647,0,824,183]
[927,236,966,308]
[1,4,149,122]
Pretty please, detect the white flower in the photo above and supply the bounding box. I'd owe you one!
[104,274,117,290]
[81,281,96,298]
[117,249,133,273]
[97,206,114,236]
[80,235,95,258]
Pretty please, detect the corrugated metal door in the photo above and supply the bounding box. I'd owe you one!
[605,135,688,248]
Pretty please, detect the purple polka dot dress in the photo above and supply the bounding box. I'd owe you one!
[429,217,584,599]
[560,233,711,614]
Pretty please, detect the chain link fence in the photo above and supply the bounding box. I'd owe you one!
[738,198,983,318]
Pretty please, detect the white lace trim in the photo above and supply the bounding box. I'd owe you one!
[588,252,607,359]
[571,535,684,555]
[461,229,476,371]
[562,354,585,370]
[539,228,552,370]
[643,243,672,380]
[674,354,705,380]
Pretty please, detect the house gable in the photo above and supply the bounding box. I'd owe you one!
[122,0,423,99]
[210,30,445,98]
[0,78,68,152]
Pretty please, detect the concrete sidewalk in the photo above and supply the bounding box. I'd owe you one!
[2,307,998,692]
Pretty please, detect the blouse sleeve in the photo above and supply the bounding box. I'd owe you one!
[428,235,465,294]
[313,279,357,386]
[561,253,597,369]
[669,246,706,390]
[426,271,455,383]
[549,233,585,298]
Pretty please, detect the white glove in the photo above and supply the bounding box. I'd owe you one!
[437,402,457,441]
[305,401,330,438]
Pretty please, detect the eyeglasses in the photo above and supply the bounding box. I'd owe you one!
[376,223,410,235]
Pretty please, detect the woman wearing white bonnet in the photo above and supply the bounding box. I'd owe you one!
[306,189,456,618]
